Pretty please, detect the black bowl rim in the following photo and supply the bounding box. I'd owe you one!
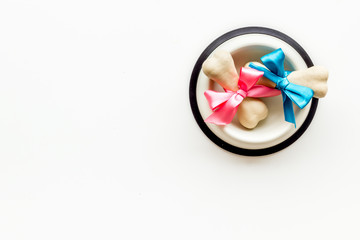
[189,26,318,156]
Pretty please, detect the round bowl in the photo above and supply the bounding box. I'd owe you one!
[189,27,318,156]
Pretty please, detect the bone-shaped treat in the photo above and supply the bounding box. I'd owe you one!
[202,50,239,91]
[237,97,268,129]
[202,50,269,129]
[245,62,328,98]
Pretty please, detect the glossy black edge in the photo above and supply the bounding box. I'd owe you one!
[189,26,319,156]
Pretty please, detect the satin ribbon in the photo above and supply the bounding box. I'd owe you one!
[204,67,280,125]
[249,48,314,126]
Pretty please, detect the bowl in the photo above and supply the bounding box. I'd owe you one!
[189,27,318,156]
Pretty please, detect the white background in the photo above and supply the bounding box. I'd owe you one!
[0,0,359,239]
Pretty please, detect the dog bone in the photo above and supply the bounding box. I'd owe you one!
[237,97,268,129]
[202,50,239,91]
[202,50,269,129]
[245,62,328,98]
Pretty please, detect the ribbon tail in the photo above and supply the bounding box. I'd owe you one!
[205,94,244,125]
[285,83,314,109]
[247,85,281,98]
[204,106,238,125]
[282,92,296,127]
[204,90,234,110]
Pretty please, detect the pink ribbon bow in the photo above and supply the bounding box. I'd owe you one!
[204,67,281,125]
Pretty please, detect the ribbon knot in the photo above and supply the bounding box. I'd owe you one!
[204,67,281,125]
[277,77,290,91]
[236,89,247,98]
[249,48,314,127]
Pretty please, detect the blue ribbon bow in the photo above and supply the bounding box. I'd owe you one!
[249,48,314,127]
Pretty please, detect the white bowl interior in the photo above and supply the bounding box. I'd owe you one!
[196,34,311,150]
